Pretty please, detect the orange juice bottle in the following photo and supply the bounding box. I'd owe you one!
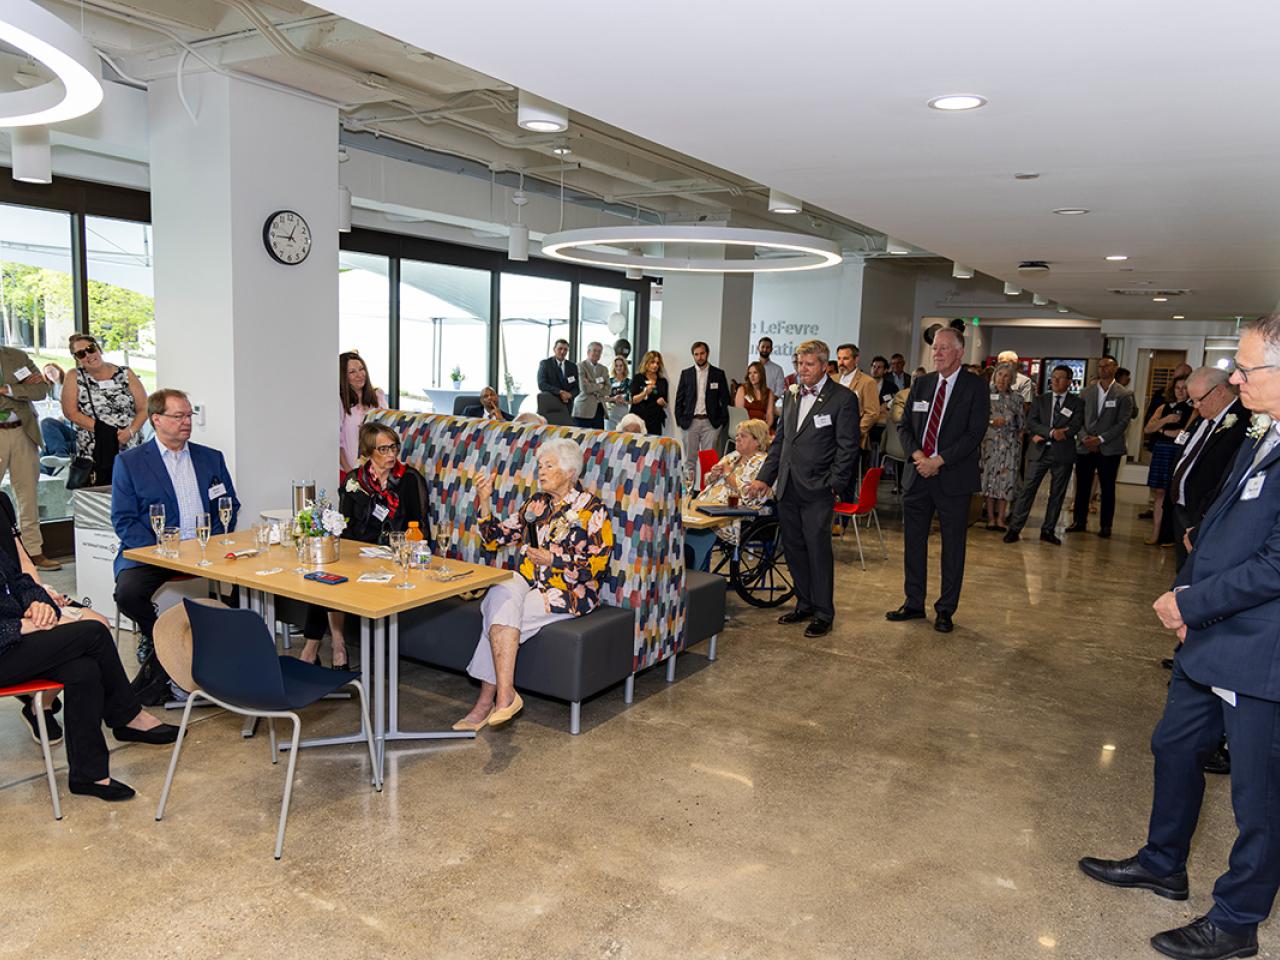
[406,522,424,542]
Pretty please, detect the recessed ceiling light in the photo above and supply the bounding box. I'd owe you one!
[517,90,568,133]
[1105,254,1128,261]
[1053,208,1090,216]
[1152,296,1168,302]
[1173,314,1185,320]
[927,94,987,111]
[1014,172,1040,180]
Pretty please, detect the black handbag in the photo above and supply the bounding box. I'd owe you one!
[64,368,111,490]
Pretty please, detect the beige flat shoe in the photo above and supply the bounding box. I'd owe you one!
[451,713,490,732]
[486,692,524,728]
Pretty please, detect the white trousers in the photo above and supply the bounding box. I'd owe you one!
[465,574,573,684]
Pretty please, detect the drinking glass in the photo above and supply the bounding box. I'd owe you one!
[161,526,180,559]
[387,532,407,588]
[195,512,212,567]
[254,522,271,552]
[150,504,165,552]
[293,528,309,574]
[218,496,234,544]
[395,537,415,591]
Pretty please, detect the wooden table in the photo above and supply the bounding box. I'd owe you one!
[682,509,736,572]
[124,530,510,779]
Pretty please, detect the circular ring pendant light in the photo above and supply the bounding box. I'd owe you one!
[540,225,843,274]
[0,0,104,127]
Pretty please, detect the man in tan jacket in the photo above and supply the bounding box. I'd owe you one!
[0,345,59,569]
[836,343,882,456]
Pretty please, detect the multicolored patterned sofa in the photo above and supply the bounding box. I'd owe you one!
[363,410,705,730]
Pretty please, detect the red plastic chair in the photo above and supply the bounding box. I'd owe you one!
[834,467,889,570]
[1,679,64,819]
[697,449,720,491]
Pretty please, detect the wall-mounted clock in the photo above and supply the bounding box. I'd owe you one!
[262,209,311,265]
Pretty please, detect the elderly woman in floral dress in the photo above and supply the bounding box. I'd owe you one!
[454,437,614,731]
[690,418,771,546]
[982,362,1025,530]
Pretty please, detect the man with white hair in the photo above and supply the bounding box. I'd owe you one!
[996,350,1035,410]
[1168,366,1249,570]
[1081,315,1280,960]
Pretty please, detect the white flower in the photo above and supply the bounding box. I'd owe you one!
[1247,413,1273,440]
[788,383,800,396]
[344,476,360,493]
[1218,413,1238,433]
[320,508,347,537]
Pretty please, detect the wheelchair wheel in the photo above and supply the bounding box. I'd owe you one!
[730,516,795,608]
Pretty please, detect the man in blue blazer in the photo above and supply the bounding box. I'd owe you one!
[535,339,579,421]
[1080,315,1280,960]
[112,388,239,672]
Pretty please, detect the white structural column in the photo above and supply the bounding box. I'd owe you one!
[149,75,337,517]
[657,266,754,438]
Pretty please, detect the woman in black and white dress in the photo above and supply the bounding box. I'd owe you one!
[61,334,148,487]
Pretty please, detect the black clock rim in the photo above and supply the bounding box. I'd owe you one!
[262,209,311,266]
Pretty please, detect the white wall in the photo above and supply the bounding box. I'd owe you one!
[858,261,915,364]
[749,260,863,365]
[150,74,337,517]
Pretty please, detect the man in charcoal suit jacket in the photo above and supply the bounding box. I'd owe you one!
[1068,356,1134,537]
[1004,365,1084,545]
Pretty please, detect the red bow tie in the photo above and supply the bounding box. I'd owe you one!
[801,385,819,397]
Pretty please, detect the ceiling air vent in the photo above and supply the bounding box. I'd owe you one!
[1018,260,1050,274]
[1108,289,1192,297]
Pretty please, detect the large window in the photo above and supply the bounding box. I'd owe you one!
[85,215,155,393]
[499,273,571,415]
[338,251,390,396]
[0,203,75,367]
[578,283,636,374]
[399,260,490,412]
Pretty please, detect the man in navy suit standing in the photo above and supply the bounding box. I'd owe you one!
[112,388,238,691]
[1080,315,1280,960]
[886,327,989,633]
[536,339,579,421]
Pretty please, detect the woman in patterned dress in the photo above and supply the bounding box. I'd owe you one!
[454,438,614,731]
[689,418,771,546]
[60,333,148,487]
[981,362,1024,530]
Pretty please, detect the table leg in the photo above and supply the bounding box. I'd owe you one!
[290,615,371,753]
[374,617,386,781]
[384,611,476,745]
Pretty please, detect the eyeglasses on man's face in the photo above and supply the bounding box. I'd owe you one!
[157,411,194,422]
[1234,361,1279,383]
[1189,384,1221,405]
[72,343,99,360]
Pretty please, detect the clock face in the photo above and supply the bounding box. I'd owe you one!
[262,210,312,265]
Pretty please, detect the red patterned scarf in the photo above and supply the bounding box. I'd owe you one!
[356,460,406,520]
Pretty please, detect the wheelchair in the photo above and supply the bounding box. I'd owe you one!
[697,505,795,608]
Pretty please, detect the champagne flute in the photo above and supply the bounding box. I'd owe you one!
[293,522,309,574]
[395,536,415,591]
[150,504,165,552]
[195,512,212,567]
[218,496,234,544]
[435,533,451,577]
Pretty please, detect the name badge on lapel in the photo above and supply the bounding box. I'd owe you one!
[12,365,32,382]
[814,414,832,428]
[372,503,390,521]
[567,375,577,383]
[1174,431,1190,446]
[208,482,227,500]
[1105,399,1117,408]
[912,400,929,413]
[1243,474,1266,501]
[1059,405,1073,418]
[710,382,719,390]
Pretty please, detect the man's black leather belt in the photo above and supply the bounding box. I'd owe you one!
[692,414,709,419]
[0,420,23,429]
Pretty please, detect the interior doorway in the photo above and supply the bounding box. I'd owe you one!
[1137,348,1188,465]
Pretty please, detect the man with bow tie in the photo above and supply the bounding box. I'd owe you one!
[744,339,857,638]
[1081,315,1280,960]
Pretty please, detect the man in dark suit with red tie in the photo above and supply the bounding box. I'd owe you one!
[1080,315,1280,960]
[886,327,989,633]
[745,339,858,638]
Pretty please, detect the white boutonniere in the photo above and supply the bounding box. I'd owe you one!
[788,383,800,397]
[1217,413,1238,433]
[344,476,360,494]
[1247,413,1273,441]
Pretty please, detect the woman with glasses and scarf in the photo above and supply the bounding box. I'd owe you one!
[61,334,148,487]
[298,422,433,668]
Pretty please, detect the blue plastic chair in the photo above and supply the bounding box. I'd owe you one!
[156,600,381,859]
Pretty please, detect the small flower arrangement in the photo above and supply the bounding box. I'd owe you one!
[450,365,464,384]
[1247,412,1274,441]
[295,492,347,538]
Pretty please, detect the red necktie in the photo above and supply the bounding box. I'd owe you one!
[922,379,946,457]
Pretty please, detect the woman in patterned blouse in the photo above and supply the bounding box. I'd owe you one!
[454,438,614,731]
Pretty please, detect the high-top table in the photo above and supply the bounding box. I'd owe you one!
[123,530,510,779]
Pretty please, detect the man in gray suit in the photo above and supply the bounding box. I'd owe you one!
[1004,365,1084,545]
[1068,355,1134,538]
[572,341,609,429]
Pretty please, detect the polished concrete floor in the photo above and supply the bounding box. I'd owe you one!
[0,486,1249,959]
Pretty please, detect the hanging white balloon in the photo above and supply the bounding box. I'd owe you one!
[607,311,627,336]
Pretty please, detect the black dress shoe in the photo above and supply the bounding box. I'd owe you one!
[68,778,136,802]
[1202,745,1231,776]
[1138,509,1155,520]
[1078,854,1188,900]
[1065,523,1087,533]
[1150,916,1257,960]
[886,605,927,622]
[1040,532,1062,545]
[1003,531,1020,543]
[1161,658,1175,670]
[1098,528,1112,538]
[934,613,954,633]
[19,701,63,746]
[804,620,832,638]
[777,609,814,625]
[112,723,180,745]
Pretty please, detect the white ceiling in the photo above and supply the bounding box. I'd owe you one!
[314,0,1280,322]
